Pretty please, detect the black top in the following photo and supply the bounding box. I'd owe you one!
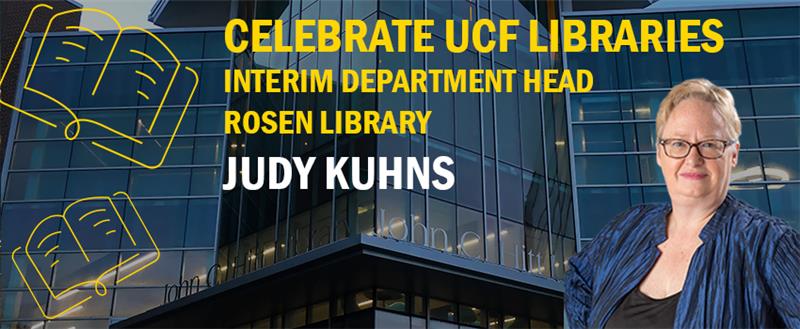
[604,288,681,329]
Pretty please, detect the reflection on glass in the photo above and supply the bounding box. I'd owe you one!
[500,220,524,270]
[429,298,457,322]
[376,289,406,313]
[457,207,484,260]
[429,199,456,253]
[459,304,485,327]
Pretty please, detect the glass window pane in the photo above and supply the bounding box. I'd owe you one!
[193,137,224,165]
[570,93,621,121]
[762,151,799,181]
[496,90,521,165]
[731,151,764,183]
[680,41,747,86]
[80,65,142,107]
[632,92,666,120]
[746,39,800,85]
[526,226,551,276]
[129,169,191,196]
[457,207,484,260]
[500,219,524,270]
[196,107,225,134]
[182,250,214,287]
[629,51,670,88]
[375,289,406,312]
[16,111,72,139]
[48,287,111,318]
[117,251,181,287]
[11,141,71,169]
[133,137,193,166]
[198,62,229,104]
[65,170,129,198]
[191,168,222,195]
[0,203,62,257]
[429,198,456,253]
[569,51,619,90]
[498,163,523,222]
[768,183,799,229]
[71,139,132,167]
[456,148,482,210]
[752,87,800,116]
[288,211,310,257]
[676,10,741,38]
[757,119,800,148]
[72,109,137,139]
[378,189,409,241]
[148,32,204,60]
[204,32,228,58]
[730,88,754,117]
[729,185,770,214]
[642,186,668,204]
[57,199,124,251]
[5,172,67,201]
[37,36,88,64]
[577,187,631,238]
[136,107,196,136]
[0,290,51,320]
[740,7,800,37]
[122,199,188,248]
[185,199,219,247]
[51,252,118,289]
[575,155,628,185]
[635,123,657,152]
[429,298,457,323]
[22,66,83,109]
[740,120,759,149]
[572,124,625,153]
[87,34,145,62]
[112,288,164,317]
[455,89,481,152]
[375,310,410,328]
[484,159,497,214]
[311,202,333,248]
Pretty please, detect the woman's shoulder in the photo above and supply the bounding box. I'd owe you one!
[724,195,796,240]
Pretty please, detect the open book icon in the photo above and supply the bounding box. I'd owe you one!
[11,191,160,320]
[0,4,199,169]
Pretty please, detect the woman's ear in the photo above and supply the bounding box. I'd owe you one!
[730,142,740,167]
[656,143,663,168]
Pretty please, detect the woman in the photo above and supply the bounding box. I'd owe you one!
[565,79,799,328]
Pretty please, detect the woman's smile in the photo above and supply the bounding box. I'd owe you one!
[679,172,708,180]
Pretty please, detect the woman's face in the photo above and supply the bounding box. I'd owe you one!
[657,98,739,204]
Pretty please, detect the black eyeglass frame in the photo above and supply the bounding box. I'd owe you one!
[658,138,737,159]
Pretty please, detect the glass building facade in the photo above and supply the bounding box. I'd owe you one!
[2,1,796,329]
[206,0,573,328]
[218,0,574,284]
[0,29,228,328]
[565,5,800,246]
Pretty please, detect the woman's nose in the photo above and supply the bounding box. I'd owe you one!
[685,146,705,164]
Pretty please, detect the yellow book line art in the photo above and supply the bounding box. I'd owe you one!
[11,191,160,320]
[65,25,104,41]
[62,40,86,50]
[0,5,198,170]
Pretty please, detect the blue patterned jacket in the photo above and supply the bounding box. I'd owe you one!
[565,194,800,328]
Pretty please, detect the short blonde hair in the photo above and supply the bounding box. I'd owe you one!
[656,78,741,142]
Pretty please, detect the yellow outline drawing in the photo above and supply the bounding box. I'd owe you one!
[11,191,160,320]
[0,5,199,170]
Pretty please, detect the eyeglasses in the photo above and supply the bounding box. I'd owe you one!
[658,138,736,159]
